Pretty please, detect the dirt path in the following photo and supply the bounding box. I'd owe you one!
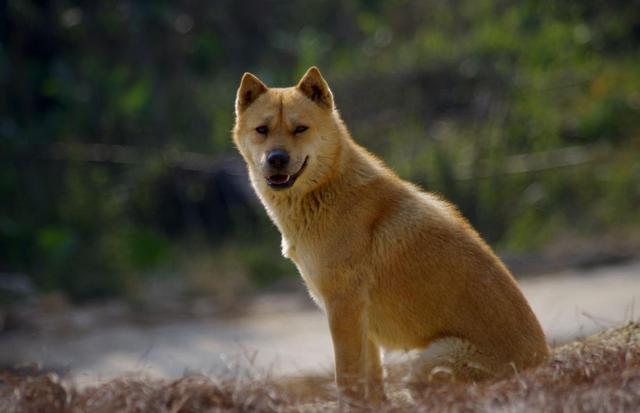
[1,261,639,387]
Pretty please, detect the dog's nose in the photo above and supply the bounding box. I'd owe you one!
[267,150,290,169]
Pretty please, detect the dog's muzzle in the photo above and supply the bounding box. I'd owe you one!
[266,156,309,190]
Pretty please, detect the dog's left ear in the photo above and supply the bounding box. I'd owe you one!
[296,67,334,109]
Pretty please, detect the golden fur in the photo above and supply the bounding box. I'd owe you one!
[232,67,549,406]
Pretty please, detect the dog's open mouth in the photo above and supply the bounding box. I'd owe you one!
[266,156,308,190]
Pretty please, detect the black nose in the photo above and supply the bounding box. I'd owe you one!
[267,150,290,169]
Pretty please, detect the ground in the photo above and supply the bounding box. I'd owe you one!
[2,260,640,386]
[1,322,639,412]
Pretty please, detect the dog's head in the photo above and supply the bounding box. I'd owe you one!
[233,67,344,194]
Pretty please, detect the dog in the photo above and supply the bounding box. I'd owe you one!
[232,67,549,406]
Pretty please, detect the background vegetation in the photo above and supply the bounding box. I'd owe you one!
[1,0,639,302]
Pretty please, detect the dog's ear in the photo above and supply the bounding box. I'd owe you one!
[296,67,334,109]
[236,72,268,114]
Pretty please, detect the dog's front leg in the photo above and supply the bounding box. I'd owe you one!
[366,338,386,404]
[327,295,368,408]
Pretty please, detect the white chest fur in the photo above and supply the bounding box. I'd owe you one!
[281,237,326,309]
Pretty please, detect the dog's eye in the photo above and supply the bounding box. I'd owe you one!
[256,126,269,135]
[294,125,308,134]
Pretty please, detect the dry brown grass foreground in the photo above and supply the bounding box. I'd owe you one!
[1,322,639,413]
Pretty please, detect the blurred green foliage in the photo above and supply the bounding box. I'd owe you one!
[1,0,639,301]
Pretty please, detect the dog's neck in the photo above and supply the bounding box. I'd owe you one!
[255,136,377,242]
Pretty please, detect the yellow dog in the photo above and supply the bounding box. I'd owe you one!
[232,67,548,406]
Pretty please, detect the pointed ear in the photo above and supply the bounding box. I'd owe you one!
[235,72,268,114]
[296,67,334,109]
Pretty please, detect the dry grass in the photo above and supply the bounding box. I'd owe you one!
[1,322,639,412]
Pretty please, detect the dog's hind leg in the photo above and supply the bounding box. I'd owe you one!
[406,337,495,399]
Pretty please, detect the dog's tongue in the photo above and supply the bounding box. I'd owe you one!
[268,174,290,185]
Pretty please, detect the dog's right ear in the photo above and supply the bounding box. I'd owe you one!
[236,72,268,115]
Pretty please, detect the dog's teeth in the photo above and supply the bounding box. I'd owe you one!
[268,174,290,185]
